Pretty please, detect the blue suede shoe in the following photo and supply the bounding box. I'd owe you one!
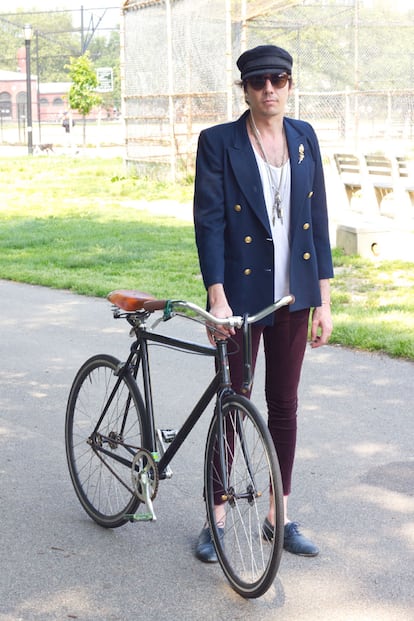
[195,526,224,563]
[283,521,319,557]
[262,519,319,557]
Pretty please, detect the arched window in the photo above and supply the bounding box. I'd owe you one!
[53,97,64,106]
[39,97,49,105]
[17,91,27,120]
[0,91,12,117]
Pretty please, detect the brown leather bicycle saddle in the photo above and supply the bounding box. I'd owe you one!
[107,289,156,311]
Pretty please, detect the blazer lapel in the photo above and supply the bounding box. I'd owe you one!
[227,114,271,233]
[284,120,313,233]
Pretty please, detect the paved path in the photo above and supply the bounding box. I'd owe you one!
[0,279,413,621]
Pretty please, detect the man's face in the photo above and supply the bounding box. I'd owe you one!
[245,73,291,119]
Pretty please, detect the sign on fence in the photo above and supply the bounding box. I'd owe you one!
[96,67,113,93]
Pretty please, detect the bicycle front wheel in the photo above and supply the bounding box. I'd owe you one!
[204,394,284,598]
[65,354,148,528]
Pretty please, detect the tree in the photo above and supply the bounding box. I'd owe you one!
[66,51,102,146]
[0,11,79,80]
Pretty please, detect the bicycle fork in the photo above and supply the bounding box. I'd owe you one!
[215,339,234,498]
[214,333,258,505]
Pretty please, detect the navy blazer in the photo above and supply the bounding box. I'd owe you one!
[193,110,334,324]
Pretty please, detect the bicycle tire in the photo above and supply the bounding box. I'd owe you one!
[204,394,284,598]
[65,354,148,528]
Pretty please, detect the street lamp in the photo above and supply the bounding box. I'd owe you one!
[24,24,33,155]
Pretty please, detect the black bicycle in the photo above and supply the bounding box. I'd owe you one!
[65,289,294,598]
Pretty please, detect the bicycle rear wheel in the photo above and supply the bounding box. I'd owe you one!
[65,354,148,528]
[204,394,283,598]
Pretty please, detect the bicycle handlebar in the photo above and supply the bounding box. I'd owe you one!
[145,295,295,327]
[108,289,295,328]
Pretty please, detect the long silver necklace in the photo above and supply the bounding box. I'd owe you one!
[249,113,286,225]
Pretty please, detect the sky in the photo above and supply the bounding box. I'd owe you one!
[8,0,414,17]
[13,1,119,9]
[3,2,121,30]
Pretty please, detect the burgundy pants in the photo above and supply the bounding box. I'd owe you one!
[228,306,310,495]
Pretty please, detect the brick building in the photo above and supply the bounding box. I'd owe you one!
[0,47,101,124]
[0,69,39,122]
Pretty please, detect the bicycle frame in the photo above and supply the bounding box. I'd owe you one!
[137,327,220,477]
[93,317,240,486]
[90,293,293,506]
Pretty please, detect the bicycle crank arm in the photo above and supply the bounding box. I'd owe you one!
[124,470,158,522]
[140,470,157,521]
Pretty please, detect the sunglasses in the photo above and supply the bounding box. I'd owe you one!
[246,73,290,91]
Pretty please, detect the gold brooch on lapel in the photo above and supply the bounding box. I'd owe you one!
[298,144,305,164]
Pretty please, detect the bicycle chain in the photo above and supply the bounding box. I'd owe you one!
[90,437,159,501]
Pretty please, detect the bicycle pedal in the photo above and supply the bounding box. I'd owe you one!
[125,512,156,522]
[161,429,177,443]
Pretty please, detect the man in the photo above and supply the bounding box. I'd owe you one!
[193,45,333,562]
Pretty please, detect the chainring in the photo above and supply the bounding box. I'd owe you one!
[131,448,159,502]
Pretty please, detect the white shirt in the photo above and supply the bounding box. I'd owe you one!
[252,149,291,301]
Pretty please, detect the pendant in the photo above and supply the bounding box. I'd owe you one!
[273,191,283,225]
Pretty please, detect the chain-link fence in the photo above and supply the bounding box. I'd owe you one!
[122,0,414,179]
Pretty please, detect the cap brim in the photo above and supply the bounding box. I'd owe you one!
[243,66,290,79]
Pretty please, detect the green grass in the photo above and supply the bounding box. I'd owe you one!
[1,155,413,360]
[330,252,414,359]
[0,156,200,300]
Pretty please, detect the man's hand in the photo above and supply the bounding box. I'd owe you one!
[310,279,333,348]
[310,303,333,348]
[207,284,235,345]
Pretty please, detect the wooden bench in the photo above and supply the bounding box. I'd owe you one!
[334,152,413,258]
[335,152,414,211]
[334,153,362,204]
[365,154,414,208]
[396,156,414,206]
[364,154,394,206]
